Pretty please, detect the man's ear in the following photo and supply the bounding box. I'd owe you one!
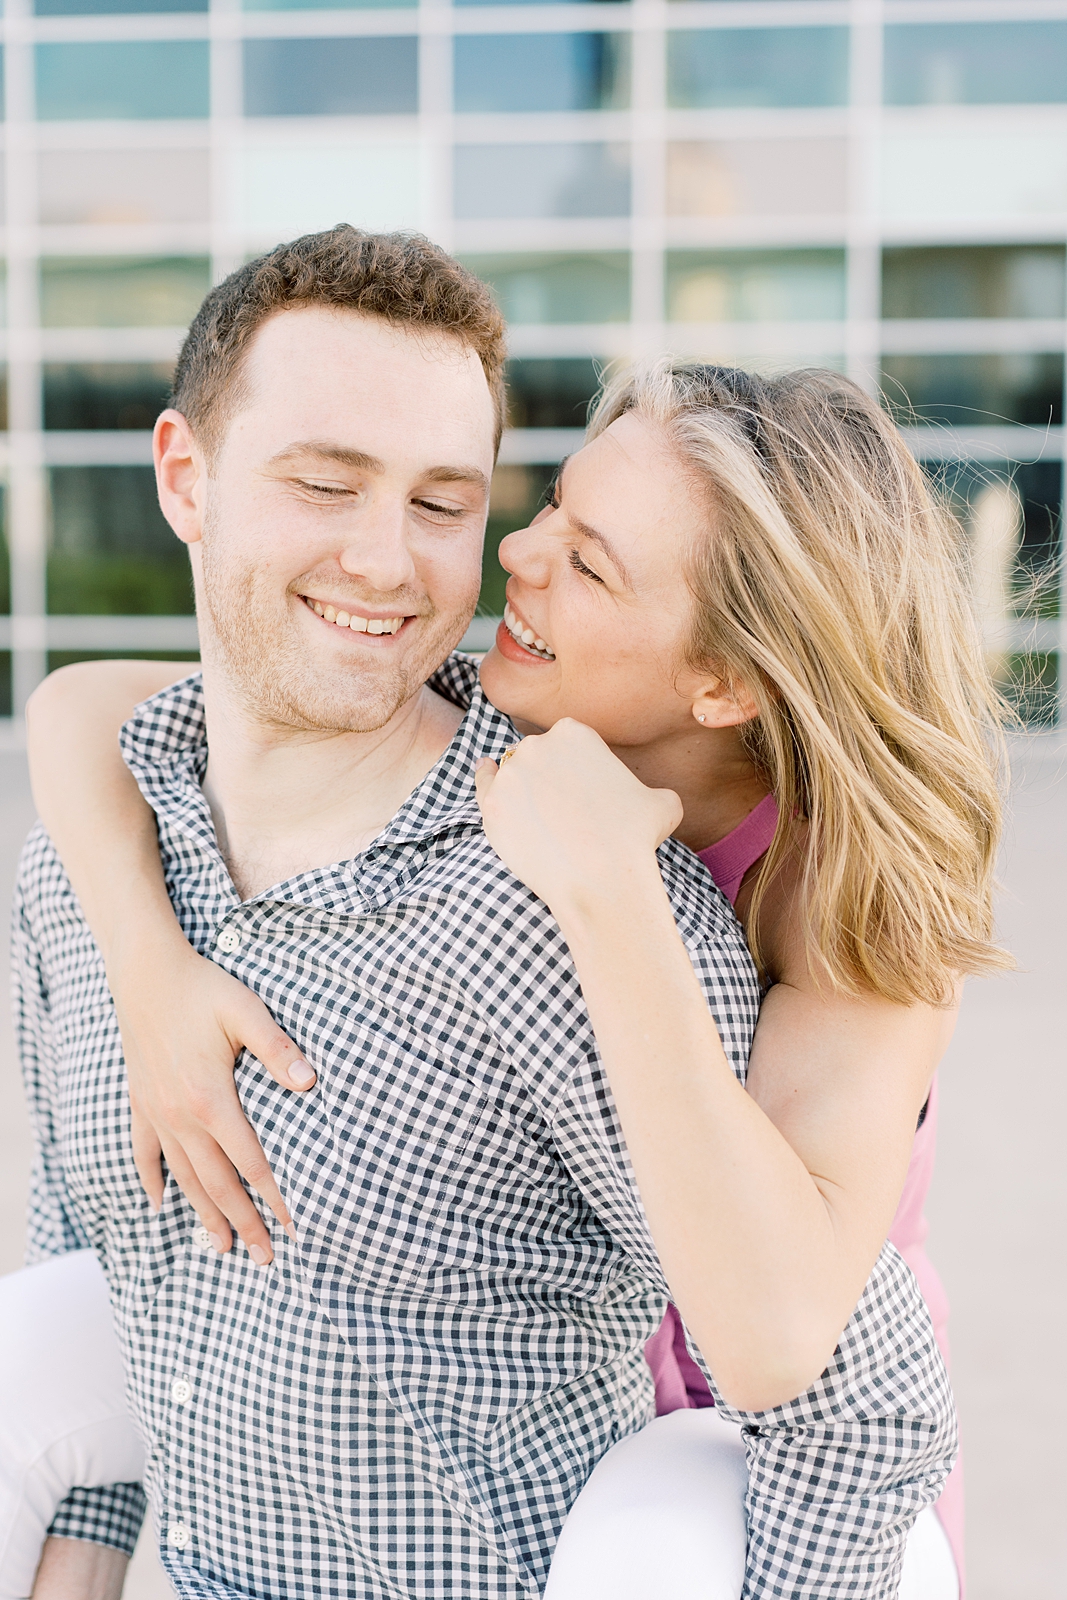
[691,674,760,730]
[154,409,206,546]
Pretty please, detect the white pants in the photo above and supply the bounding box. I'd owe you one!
[0,1255,958,1600]
[545,1408,959,1600]
[0,1254,145,1600]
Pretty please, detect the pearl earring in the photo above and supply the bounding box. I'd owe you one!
[697,714,706,723]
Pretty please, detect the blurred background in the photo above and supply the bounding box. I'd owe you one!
[0,0,1064,1594]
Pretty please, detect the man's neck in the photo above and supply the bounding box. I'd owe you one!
[200,667,464,900]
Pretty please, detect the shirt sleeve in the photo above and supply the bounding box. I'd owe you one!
[509,865,959,1598]
[11,860,147,1558]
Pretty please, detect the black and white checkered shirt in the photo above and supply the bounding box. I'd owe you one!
[15,656,956,1598]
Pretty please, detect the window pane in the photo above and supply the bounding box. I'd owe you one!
[668,28,848,110]
[36,0,206,14]
[460,253,630,323]
[506,358,600,427]
[36,42,210,120]
[47,466,194,615]
[246,0,413,9]
[480,463,557,617]
[0,656,10,718]
[43,364,173,430]
[882,132,1067,222]
[454,34,628,113]
[244,37,418,116]
[38,147,210,226]
[454,143,630,219]
[882,353,1064,427]
[457,0,622,7]
[40,258,210,328]
[885,23,1067,106]
[667,137,847,218]
[0,490,9,616]
[237,141,421,237]
[883,247,1067,320]
[667,250,846,322]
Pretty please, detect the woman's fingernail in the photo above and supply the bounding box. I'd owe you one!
[208,1232,226,1253]
[287,1060,316,1089]
[249,1243,272,1266]
[285,1221,298,1242]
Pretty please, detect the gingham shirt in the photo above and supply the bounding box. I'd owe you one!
[15,656,956,1599]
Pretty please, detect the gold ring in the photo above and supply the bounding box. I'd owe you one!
[498,746,519,767]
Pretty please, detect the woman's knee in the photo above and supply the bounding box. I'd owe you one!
[545,1409,748,1600]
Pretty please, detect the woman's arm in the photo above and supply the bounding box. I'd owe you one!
[476,721,955,1412]
[26,660,315,1262]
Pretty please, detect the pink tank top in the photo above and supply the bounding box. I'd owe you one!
[642,796,964,1587]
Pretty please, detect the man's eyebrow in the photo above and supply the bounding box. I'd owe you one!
[554,460,632,585]
[267,442,386,473]
[265,443,489,496]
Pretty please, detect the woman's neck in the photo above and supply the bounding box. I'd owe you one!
[612,724,770,855]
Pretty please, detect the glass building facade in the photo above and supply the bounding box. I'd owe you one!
[0,0,1064,723]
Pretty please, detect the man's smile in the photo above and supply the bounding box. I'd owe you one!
[301,593,412,637]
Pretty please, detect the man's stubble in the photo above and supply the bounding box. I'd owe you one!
[196,499,479,736]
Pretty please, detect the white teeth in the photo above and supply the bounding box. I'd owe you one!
[323,606,337,623]
[313,601,324,616]
[349,614,367,632]
[367,618,383,634]
[503,604,555,660]
[304,597,404,635]
[336,611,350,628]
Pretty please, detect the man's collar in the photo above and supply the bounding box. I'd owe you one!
[120,652,519,855]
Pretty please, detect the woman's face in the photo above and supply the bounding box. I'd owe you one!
[479,412,715,749]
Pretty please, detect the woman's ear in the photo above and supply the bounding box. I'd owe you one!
[691,676,760,729]
[154,410,206,546]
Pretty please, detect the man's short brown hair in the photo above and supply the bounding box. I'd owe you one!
[171,225,508,460]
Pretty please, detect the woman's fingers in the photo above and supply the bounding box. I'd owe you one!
[129,1101,166,1214]
[160,1128,277,1264]
[221,984,316,1091]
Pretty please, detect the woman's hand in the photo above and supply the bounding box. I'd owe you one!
[475,719,682,916]
[112,927,317,1264]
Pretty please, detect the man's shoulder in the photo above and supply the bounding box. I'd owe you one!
[119,670,206,778]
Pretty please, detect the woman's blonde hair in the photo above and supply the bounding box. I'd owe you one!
[588,361,1011,1006]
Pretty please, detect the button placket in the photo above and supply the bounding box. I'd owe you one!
[167,1521,192,1550]
[171,1377,193,1405]
[215,925,242,954]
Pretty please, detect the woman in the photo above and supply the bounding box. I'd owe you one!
[5,363,1003,1597]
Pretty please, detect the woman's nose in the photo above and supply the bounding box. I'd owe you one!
[498,523,551,586]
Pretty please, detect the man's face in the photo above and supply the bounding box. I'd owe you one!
[174,308,496,734]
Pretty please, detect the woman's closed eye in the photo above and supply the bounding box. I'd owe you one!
[569,548,604,584]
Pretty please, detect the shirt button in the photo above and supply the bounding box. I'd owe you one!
[215,926,241,954]
[193,1226,212,1249]
[171,1378,192,1405]
[167,1522,192,1549]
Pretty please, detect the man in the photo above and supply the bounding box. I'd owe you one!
[14,227,759,1595]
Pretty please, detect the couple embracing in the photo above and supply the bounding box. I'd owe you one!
[2,225,1003,1599]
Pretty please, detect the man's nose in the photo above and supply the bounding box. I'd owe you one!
[336,501,418,593]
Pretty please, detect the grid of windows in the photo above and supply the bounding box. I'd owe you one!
[1,0,1064,724]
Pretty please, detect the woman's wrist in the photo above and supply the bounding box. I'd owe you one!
[548,854,675,941]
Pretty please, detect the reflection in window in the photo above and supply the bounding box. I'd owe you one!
[668,28,848,109]
[924,457,1062,721]
[455,34,628,113]
[38,148,210,226]
[882,353,1064,427]
[36,42,210,120]
[238,141,421,237]
[36,0,206,14]
[885,22,1067,106]
[40,259,210,328]
[883,247,1067,320]
[461,254,630,324]
[244,37,418,116]
[881,131,1067,223]
[480,463,558,618]
[454,144,630,219]
[506,358,601,429]
[667,138,847,218]
[667,250,846,322]
[44,365,174,431]
[48,468,193,616]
